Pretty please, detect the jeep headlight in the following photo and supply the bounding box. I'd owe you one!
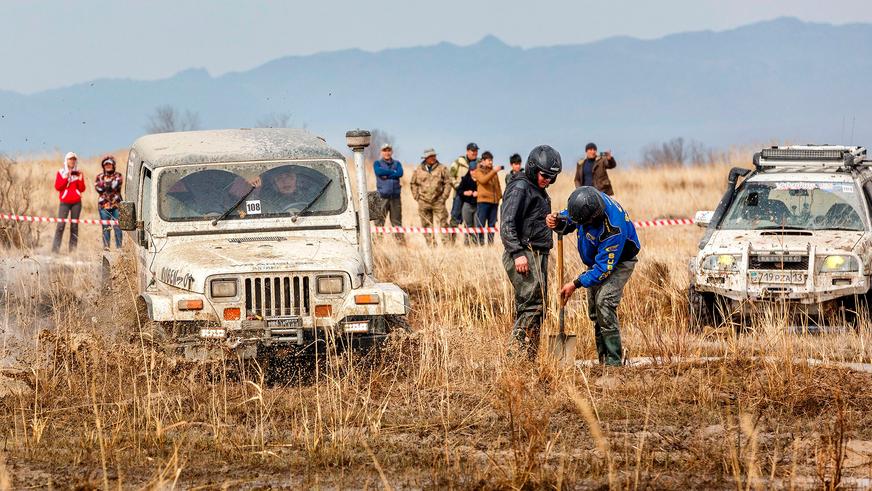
[210,279,238,298]
[819,255,859,273]
[702,254,741,272]
[317,275,345,295]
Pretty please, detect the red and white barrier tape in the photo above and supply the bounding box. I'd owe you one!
[0,213,118,226]
[0,213,695,232]
[373,218,695,234]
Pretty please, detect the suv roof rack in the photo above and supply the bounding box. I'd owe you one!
[753,145,868,171]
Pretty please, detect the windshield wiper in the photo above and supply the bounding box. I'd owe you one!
[211,185,256,226]
[291,179,332,223]
[756,225,807,230]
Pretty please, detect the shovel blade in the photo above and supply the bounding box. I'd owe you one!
[547,333,577,366]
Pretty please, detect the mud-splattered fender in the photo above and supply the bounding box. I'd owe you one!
[336,283,409,318]
[140,292,220,322]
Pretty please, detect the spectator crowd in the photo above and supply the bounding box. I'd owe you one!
[371,141,619,246]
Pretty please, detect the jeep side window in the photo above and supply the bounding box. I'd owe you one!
[140,167,153,245]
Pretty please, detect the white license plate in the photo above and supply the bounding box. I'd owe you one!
[749,271,806,284]
[200,328,226,339]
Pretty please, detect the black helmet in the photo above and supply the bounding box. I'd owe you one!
[524,145,562,184]
[567,186,606,225]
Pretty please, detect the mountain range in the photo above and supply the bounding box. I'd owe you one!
[1,17,871,164]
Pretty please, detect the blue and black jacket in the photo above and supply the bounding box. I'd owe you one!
[374,159,403,198]
[556,191,641,288]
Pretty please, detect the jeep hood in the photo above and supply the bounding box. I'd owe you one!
[706,230,865,253]
[151,237,364,293]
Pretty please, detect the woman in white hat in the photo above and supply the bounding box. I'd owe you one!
[52,152,86,253]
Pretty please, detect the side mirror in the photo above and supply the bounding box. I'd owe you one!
[694,210,714,228]
[118,201,137,231]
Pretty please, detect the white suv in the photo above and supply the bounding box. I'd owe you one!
[111,129,409,360]
[690,145,872,330]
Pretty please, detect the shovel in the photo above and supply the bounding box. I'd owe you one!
[548,232,577,366]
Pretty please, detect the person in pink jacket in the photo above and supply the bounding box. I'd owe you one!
[52,152,86,253]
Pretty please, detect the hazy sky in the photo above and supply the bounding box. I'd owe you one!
[3,0,872,93]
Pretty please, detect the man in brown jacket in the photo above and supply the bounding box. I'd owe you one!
[471,151,503,244]
[574,142,616,195]
[410,148,453,245]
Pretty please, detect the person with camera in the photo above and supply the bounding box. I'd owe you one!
[95,155,124,250]
[500,145,561,358]
[471,151,502,245]
[546,187,640,366]
[574,142,616,195]
[52,152,87,253]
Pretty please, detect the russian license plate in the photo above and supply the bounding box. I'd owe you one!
[267,317,302,328]
[749,271,806,284]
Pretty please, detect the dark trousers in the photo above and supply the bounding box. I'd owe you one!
[461,202,478,245]
[100,208,122,248]
[587,258,637,366]
[52,202,81,253]
[503,250,548,358]
[475,202,498,244]
[450,193,463,225]
[374,195,404,243]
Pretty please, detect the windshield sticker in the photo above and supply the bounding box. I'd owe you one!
[245,200,262,215]
[774,182,818,191]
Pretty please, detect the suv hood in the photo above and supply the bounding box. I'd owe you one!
[706,229,865,253]
[151,237,364,293]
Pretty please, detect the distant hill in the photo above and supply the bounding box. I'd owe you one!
[1,17,871,163]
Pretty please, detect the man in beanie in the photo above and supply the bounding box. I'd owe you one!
[410,148,452,246]
[574,142,617,195]
[546,187,641,366]
[95,155,124,250]
[52,152,86,253]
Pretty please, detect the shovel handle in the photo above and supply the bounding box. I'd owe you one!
[556,232,564,300]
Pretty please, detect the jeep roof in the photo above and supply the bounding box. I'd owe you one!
[130,128,345,168]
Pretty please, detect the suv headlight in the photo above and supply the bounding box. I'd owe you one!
[819,255,859,273]
[317,275,345,295]
[701,254,741,272]
[210,279,238,298]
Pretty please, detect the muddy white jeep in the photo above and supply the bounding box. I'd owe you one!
[110,128,409,360]
[690,145,872,329]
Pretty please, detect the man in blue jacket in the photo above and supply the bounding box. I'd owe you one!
[546,187,640,366]
[373,143,404,242]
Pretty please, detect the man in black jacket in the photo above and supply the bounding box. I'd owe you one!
[500,145,562,357]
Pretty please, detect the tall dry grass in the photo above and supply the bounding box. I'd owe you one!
[0,152,870,488]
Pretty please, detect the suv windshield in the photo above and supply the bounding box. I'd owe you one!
[158,160,346,222]
[720,180,866,231]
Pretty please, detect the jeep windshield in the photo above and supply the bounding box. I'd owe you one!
[720,180,866,231]
[158,161,346,222]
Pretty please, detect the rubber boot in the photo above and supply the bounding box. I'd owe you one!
[594,325,607,364]
[601,329,624,366]
[525,321,541,360]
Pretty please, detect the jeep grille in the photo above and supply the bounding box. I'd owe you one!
[749,255,809,271]
[244,275,311,319]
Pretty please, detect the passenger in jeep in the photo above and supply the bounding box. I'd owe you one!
[252,165,326,214]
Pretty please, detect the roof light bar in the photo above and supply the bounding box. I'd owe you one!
[760,148,846,161]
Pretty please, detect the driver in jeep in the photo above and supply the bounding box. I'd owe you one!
[249,165,325,214]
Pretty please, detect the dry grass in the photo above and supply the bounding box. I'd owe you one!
[0,152,871,488]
